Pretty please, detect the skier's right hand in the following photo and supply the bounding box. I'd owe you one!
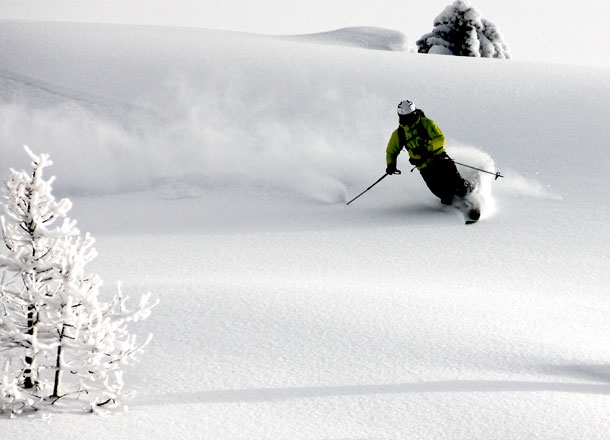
[386,164,398,175]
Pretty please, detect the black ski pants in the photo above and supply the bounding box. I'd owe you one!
[419,157,472,204]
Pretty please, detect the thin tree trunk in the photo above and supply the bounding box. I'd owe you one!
[24,210,37,389]
[23,305,35,389]
[51,326,65,398]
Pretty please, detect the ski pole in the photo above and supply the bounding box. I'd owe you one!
[346,170,400,205]
[451,160,504,180]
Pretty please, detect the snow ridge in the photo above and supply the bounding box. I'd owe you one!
[282,26,409,51]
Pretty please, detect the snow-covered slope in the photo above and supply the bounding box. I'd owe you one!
[1,21,610,439]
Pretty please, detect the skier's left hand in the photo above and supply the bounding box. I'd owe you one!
[386,164,398,175]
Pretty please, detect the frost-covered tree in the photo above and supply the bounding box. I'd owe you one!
[417,0,511,59]
[0,146,157,415]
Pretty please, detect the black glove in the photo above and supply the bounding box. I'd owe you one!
[386,163,397,175]
[425,152,450,166]
[408,157,425,167]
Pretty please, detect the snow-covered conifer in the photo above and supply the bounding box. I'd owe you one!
[0,146,157,414]
[417,0,511,59]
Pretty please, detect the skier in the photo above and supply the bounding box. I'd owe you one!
[385,99,479,219]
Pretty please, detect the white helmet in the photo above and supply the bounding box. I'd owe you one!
[397,99,415,116]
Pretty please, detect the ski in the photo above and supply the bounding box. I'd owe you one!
[465,208,481,225]
[453,197,481,225]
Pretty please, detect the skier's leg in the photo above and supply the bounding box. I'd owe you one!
[419,163,455,204]
[420,159,473,204]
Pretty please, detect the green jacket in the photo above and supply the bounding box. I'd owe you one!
[386,112,446,170]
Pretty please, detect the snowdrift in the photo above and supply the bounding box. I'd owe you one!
[281,26,409,51]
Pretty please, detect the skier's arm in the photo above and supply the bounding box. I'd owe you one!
[386,130,402,167]
[423,118,445,153]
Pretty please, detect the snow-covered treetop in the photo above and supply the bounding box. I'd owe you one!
[417,0,511,59]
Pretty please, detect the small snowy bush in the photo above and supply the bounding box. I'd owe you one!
[0,361,37,417]
[417,0,511,59]
[0,146,157,414]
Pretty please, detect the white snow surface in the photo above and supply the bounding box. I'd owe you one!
[1,20,610,439]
